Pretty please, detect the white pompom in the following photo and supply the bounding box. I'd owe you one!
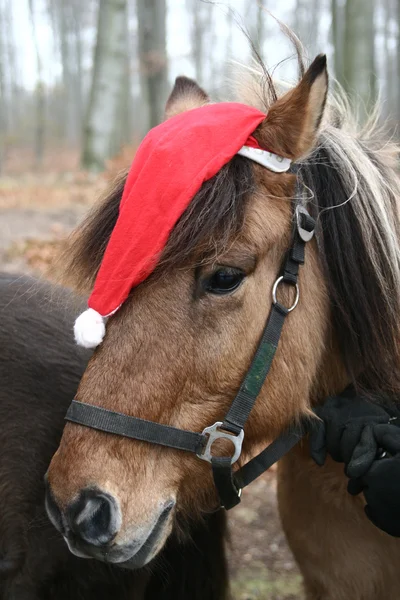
[74,308,106,348]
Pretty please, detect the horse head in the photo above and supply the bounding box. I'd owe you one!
[46,51,400,569]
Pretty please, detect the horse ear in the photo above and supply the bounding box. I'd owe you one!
[257,54,328,160]
[165,76,209,120]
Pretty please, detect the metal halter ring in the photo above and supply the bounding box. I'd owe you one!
[197,422,244,465]
[272,276,300,312]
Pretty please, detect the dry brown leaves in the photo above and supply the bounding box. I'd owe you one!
[0,143,138,277]
[0,172,105,210]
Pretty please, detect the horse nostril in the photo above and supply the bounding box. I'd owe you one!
[67,489,121,547]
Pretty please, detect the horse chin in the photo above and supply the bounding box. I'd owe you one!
[111,517,174,570]
[113,534,169,570]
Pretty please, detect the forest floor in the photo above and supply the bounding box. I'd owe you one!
[0,170,304,600]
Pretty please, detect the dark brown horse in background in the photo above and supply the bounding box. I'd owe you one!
[46,47,400,600]
[0,274,228,599]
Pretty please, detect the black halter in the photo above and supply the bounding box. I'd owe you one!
[65,204,315,510]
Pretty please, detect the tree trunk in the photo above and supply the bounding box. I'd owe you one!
[0,0,20,170]
[226,5,233,59]
[245,0,266,60]
[110,7,132,155]
[59,2,76,143]
[5,0,18,130]
[383,0,395,120]
[343,0,376,121]
[309,0,322,57]
[29,0,45,168]
[0,0,5,173]
[188,0,205,84]
[256,0,266,55]
[136,0,168,132]
[71,1,84,143]
[397,0,400,127]
[81,0,128,171]
[293,0,307,41]
[331,0,344,85]
[208,6,219,91]
[47,0,84,145]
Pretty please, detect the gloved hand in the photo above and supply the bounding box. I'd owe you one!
[347,423,400,537]
[309,388,394,478]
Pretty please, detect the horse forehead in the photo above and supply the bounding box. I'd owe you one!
[238,183,293,250]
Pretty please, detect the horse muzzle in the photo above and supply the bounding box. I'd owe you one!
[45,478,175,568]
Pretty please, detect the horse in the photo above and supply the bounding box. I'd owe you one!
[46,47,400,599]
[0,274,228,599]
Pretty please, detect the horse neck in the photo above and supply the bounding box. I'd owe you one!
[311,325,350,405]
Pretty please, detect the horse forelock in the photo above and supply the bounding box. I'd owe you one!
[55,158,255,294]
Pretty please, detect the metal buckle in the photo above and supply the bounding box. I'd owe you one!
[272,276,299,312]
[221,487,242,510]
[197,422,244,465]
[296,205,315,242]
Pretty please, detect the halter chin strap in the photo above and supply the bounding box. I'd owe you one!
[65,204,315,510]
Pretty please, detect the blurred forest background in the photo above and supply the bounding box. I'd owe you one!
[0,0,399,174]
[0,4,399,597]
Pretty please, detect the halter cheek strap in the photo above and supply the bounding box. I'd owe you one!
[65,204,315,510]
[209,204,314,508]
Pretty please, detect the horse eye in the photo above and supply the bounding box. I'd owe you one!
[205,268,245,295]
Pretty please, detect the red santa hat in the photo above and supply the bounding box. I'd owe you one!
[74,102,291,348]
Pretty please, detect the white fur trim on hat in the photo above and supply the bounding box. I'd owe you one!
[74,308,106,349]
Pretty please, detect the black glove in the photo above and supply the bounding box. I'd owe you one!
[347,423,400,537]
[309,388,394,478]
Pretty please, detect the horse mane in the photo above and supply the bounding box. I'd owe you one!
[57,47,400,395]
[300,125,400,394]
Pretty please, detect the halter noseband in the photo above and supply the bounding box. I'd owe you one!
[65,202,315,510]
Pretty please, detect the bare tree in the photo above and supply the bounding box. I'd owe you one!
[49,0,84,145]
[292,0,323,59]
[186,0,207,84]
[71,1,84,139]
[5,0,20,134]
[208,6,220,85]
[47,0,75,143]
[293,0,307,42]
[397,0,400,127]
[136,0,168,131]
[308,0,323,56]
[0,0,5,172]
[243,0,267,60]
[110,5,133,155]
[331,0,344,84]
[81,0,128,171]
[29,0,46,168]
[343,0,377,120]
[382,0,397,120]
[226,4,233,60]
[255,0,266,54]
[249,0,267,60]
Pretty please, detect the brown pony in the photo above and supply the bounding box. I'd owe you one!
[47,49,400,598]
